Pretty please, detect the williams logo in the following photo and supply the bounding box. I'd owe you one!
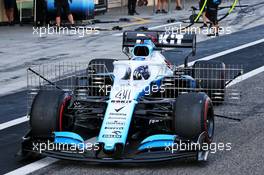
[112,131,122,136]
[102,130,122,138]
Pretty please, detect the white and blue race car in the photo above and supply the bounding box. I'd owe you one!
[21,30,232,162]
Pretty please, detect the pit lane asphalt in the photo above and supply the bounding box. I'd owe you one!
[0,25,264,174]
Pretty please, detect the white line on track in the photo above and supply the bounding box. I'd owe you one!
[4,157,58,175]
[187,38,264,66]
[0,116,28,131]
[1,36,264,175]
[227,65,264,87]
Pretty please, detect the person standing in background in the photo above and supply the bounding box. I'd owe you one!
[128,0,138,15]
[36,0,48,26]
[156,0,168,14]
[175,0,182,10]
[55,0,75,27]
[206,0,221,36]
[199,0,209,28]
[3,0,16,25]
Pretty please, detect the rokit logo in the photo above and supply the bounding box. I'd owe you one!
[135,33,184,45]
[158,33,184,45]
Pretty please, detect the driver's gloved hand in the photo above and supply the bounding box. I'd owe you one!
[133,71,142,80]
[133,66,150,80]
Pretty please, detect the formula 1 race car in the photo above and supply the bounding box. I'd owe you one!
[21,30,240,162]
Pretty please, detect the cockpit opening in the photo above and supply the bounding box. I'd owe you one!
[133,46,150,57]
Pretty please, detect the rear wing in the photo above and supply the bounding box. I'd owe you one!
[122,31,196,55]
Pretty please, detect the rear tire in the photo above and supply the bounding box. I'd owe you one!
[172,92,214,143]
[30,90,70,138]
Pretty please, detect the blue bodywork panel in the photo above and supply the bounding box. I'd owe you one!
[140,134,177,144]
[138,134,176,151]
[54,132,84,145]
[181,75,196,88]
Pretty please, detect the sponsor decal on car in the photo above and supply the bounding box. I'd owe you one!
[105,127,124,130]
[114,106,126,112]
[102,134,122,138]
[105,121,126,126]
[158,33,184,45]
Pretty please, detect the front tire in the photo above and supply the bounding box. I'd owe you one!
[30,90,71,138]
[172,92,214,143]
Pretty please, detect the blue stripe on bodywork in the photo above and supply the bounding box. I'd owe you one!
[138,140,174,151]
[54,132,84,145]
[140,134,176,144]
[138,134,176,151]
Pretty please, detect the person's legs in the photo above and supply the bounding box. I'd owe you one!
[131,0,137,14]
[5,9,14,24]
[5,9,10,22]
[56,16,61,26]
[176,0,182,10]
[156,0,161,13]
[201,12,210,27]
[212,18,219,35]
[9,8,14,22]
[199,0,208,26]
[161,0,167,13]
[62,2,74,25]
[128,0,132,14]
[67,14,74,25]
[55,1,62,26]
[206,6,219,36]
[4,0,13,24]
